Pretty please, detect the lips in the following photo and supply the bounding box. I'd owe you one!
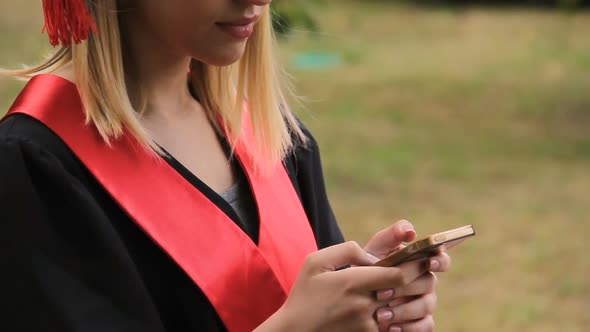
[216,16,260,39]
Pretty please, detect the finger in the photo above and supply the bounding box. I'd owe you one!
[388,296,413,308]
[375,293,437,326]
[305,241,379,274]
[343,259,428,292]
[376,289,395,301]
[375,272,437,302]
[428,251,452,272]
[391,272,438,299]
[389,293,436,323]
[364,220,417,258]
[388,315,435,332]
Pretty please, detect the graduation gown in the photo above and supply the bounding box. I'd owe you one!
[0,75,344,332]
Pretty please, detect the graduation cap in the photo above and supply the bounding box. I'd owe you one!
[42,0,97,46]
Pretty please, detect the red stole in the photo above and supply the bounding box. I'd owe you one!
[6,74,318,332]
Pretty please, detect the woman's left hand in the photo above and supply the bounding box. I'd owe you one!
[364,220,452,332]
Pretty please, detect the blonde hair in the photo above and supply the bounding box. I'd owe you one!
[4,1,306,169]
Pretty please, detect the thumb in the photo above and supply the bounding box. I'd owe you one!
[305,241,379,274]
[364,220,417,258]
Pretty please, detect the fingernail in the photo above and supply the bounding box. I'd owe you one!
[376,308,393,322]
[366,252,380,264]
[389,326,402,332]
[402,224,414,232]
[401,224,416,242]
[376,289,395,301]
[429,259,440,271]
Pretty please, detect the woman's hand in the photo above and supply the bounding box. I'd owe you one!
[364,220,417,259]
[364,220,452,332]
[374,272,440,332]
[256,241,430,332]
[363,220,452,274]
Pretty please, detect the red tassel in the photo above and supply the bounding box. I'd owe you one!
[42,0,97,47]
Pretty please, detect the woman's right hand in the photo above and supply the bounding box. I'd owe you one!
[256,241,429,332]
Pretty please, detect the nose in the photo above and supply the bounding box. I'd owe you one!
[243,0,272,5]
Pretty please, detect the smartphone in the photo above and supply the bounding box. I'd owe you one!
[373,225,476,267]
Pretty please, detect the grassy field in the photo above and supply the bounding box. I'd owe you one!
[2,1,589,331]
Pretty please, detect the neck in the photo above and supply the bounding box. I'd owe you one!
[120,15,197,118]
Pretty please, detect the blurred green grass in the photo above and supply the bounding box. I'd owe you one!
[280,2,590,331]
[1,1,589,331]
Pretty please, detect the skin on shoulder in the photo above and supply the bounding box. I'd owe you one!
[52,62,75,84]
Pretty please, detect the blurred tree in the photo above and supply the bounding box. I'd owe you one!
[271,0,319,37]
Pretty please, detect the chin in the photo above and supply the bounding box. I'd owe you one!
[197,45,247,67]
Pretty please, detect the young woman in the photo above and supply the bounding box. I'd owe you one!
[1,0,451,331]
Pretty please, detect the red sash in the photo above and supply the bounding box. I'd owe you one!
[6,74,318,332]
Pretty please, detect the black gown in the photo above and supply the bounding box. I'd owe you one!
[0,113,344,332]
